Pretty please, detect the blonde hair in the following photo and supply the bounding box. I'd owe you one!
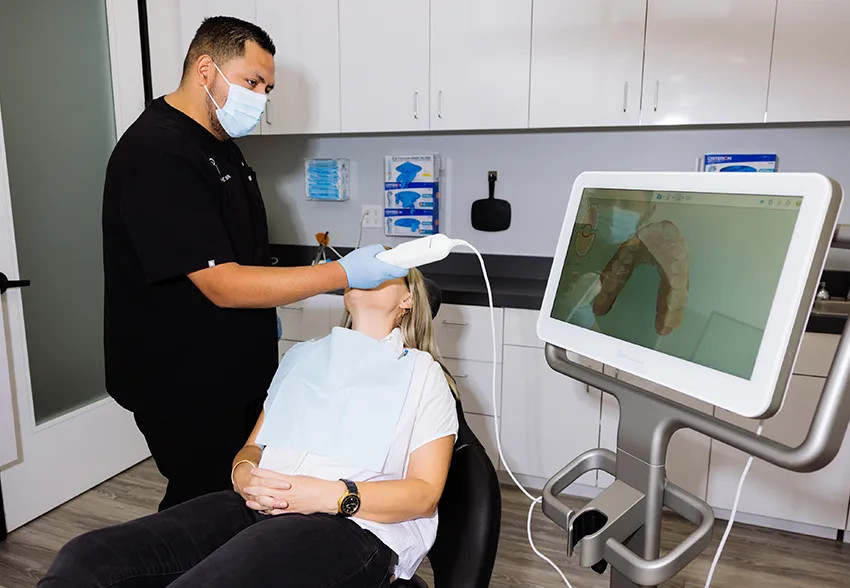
[343,268,458,397]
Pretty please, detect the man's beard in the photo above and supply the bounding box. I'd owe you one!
[205,87,231,141]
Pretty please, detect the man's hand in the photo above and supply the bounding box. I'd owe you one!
[338,244,408,289]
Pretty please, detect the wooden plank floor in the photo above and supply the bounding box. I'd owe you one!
[1,459,849,587]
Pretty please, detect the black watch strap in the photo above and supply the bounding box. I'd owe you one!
[340,478,358,495]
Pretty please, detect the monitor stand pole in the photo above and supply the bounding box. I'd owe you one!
[540,317,850,587]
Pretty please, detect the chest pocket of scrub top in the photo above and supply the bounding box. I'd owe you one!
[256,327,416,472]
[220,161,270,266]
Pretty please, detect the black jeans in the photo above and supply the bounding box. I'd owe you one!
[133,397,264,511]
[38,490,394,588]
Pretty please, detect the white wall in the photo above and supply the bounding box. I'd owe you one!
[238,124,850,266]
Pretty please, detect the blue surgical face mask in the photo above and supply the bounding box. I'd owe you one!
[204,62,267,138]
[596,206,641,244]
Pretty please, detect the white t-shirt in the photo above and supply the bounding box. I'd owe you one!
[258,328,459,580]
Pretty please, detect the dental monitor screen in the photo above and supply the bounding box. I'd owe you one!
[538,172,840,418]
[552,188,799,379]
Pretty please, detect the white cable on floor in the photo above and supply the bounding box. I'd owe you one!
[459,241,574,587]
[703,420,765,588]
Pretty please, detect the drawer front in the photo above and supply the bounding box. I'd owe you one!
[465,413,500,470]
[325,294,347,329]
[504,308,542,348]
[434,304,503,362]
[443,358,502,417]
[277,295,332,342]
[278,339,298,361]
[793,333,840,377]
[708,375,850,529]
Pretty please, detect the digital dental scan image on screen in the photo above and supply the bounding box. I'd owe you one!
[550,188,802,380]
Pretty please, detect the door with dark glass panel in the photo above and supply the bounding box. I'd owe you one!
[0,0,149,532]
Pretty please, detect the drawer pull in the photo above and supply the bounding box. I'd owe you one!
[284,306,304,311]
[442,320,469,326]
[454,374,469,379]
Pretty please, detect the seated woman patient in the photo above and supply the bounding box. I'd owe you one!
[39,268,458,588]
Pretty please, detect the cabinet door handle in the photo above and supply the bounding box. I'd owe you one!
[454,374,469,379]
[265,97,271,125]
[442,320,468,326]
[623,81,629,113]
[413,91,419,120]
[437,90,443,119]
[653,81,660,113]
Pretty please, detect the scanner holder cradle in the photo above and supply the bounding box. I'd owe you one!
[540,320,850,588]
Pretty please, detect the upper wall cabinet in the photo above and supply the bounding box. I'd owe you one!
[530,0,647,128]
[339,0,430,133]
[257,0,340,134]
[430,0,532,131]
[147,0,257,99]
[766,0,850,123]
[641,0,776,126]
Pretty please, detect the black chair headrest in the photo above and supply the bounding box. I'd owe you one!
[422,277,442,319]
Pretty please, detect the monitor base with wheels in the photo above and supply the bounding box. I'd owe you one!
[541,318,850,587]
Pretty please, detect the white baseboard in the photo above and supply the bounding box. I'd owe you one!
[497,471,601,500]
[712,507,840,540]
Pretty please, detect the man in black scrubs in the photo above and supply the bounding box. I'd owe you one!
[102,17,404,510]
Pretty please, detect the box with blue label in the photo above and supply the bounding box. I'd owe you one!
[384,155,441,186]
[385,209,438,236]
[383,154,442,237]
[385,185,437,211]
[702,154,777,172]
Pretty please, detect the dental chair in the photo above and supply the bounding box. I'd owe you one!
[392,279,502,588]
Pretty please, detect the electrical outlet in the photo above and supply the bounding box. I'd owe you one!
[362,205,382,228]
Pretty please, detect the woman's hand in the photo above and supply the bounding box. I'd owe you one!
[235,466,291,513]
[242,469,345,516]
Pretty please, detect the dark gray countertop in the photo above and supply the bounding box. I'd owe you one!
[271,244,847,335]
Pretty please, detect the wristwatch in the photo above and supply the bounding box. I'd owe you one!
[337,479,361,517]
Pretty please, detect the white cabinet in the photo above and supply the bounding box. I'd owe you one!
[443,358,501,417]
[640,0,776,125]
[339,0,430,133]
[767,0,850,123]
[277,338,297,361]
[707,374,850,531]
[503,308,541,349]
[430,0,532,131]
[599,370,714,499]
[147,0,257,98]
[433,304,503,363]
[277,293,344,344]
[257,0,340,134]
[466,413,501,470]
[793,333,840,378]
[529,0,646,128]
[501,345,601,487]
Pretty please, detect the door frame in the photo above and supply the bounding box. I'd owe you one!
[0,0,148,534]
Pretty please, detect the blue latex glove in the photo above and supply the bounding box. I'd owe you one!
[338,244,409,289]
[395,162,422,188]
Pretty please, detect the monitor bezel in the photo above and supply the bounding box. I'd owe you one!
[537,172,841,418]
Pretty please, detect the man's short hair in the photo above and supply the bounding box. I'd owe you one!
[182,16,276,78]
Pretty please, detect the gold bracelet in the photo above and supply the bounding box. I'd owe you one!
[230,459,258,488]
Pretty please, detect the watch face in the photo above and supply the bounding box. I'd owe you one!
[341,494,360,516]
